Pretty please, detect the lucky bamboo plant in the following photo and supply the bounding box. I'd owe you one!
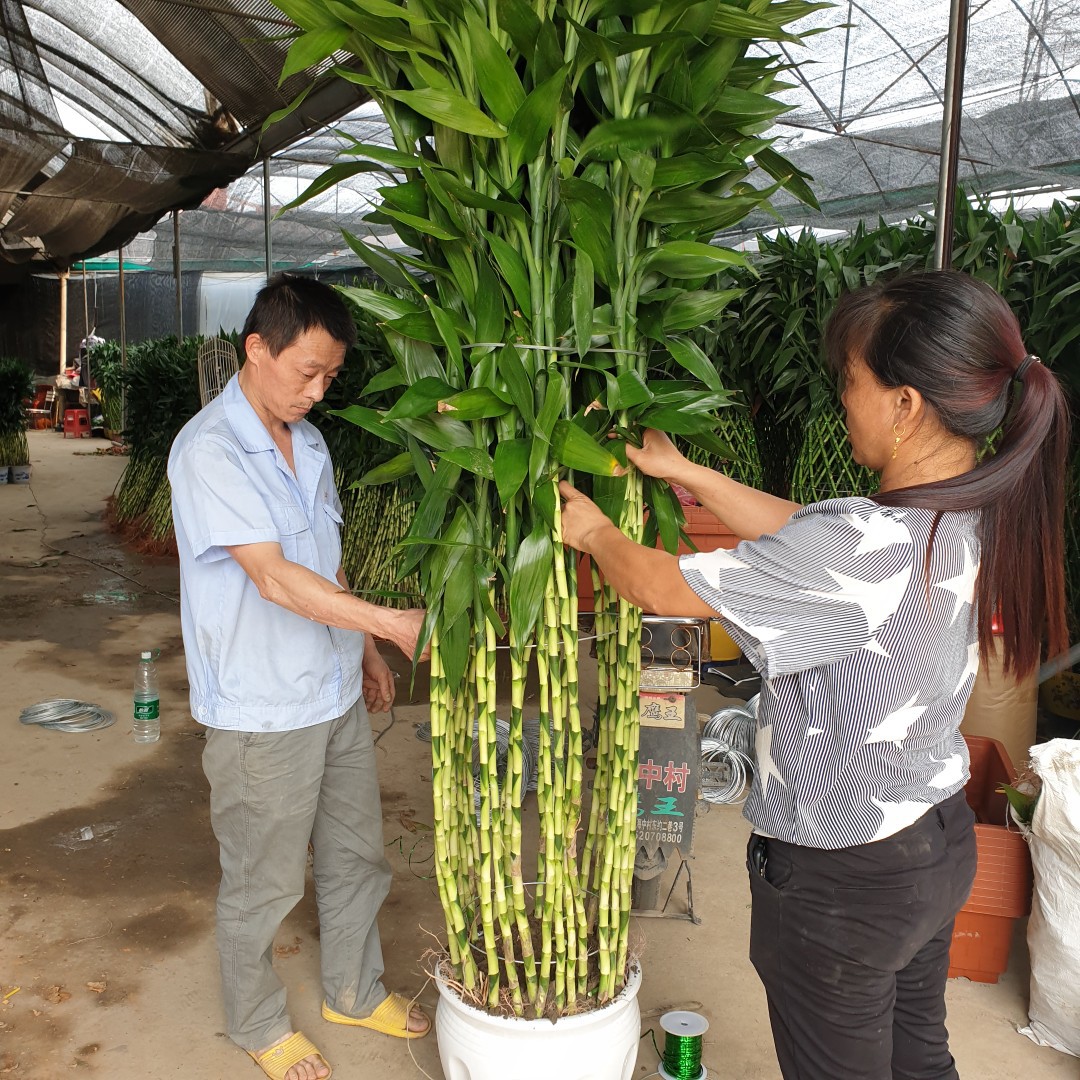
[273,0,821,1017]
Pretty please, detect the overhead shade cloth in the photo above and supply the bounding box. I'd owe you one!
[0,0,366,280]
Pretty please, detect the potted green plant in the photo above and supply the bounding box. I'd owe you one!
[0,357,34,484]
[273,0,820,1074]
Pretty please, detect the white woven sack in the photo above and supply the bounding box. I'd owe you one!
[1018,738,1080,1056]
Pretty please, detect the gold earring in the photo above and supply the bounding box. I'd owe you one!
[891,423,906,460]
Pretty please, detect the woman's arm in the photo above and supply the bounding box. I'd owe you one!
[559,483,715,617]
[626,429,800,540]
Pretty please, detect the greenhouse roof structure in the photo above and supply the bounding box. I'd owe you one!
[2,0,1080,279]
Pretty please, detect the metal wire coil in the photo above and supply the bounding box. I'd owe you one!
[19,699,116,733]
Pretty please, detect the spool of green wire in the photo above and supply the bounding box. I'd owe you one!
[658,1011,709,1080]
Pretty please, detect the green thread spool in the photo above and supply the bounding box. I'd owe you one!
[658,1010,709,1080]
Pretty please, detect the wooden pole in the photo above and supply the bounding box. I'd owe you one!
[933,0,971,270]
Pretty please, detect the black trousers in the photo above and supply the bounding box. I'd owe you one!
[747,790,978,1080]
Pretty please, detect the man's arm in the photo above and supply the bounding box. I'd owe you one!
[227,541,426,660]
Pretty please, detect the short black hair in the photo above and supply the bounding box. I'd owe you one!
[240,273,356,357]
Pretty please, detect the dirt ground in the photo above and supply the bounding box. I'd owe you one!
[0,429,1074,1080]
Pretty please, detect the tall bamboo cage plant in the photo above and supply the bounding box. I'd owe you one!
[274,0,821,1017]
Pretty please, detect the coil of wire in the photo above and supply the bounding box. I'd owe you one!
[702,705,756,758]
[19,699,116,733]
[700,737,753,805]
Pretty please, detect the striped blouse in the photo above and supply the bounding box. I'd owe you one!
[680,497,980,849]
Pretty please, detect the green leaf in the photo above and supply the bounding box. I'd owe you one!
[394,414,474,451]
[381,87,507,138]
[424,297,465,384]
[467,12,527,125]
[551,420,622,476]
[560,178,616,287]
[641,190,766,228]
[439,174,528,223]
[508,525,553,642]
[340,231,420,292]
[665,336,724,395]
[485,231,533,319]
[576,115,693,163]
[326,404,405,446]
[709,3,800,42]
[640,241,749,278]
[384,376,457,420]
[529,373,567,485]
[338,141,422,169]
[437,387,511,420]
[638,404,725,435]
[377,206,461,242]
[439,446,496,479]
[279,26,348,85]
[260,83,314,136]
[652,151,743,189]
[337,285,422,322]
[360,366,406,396]
[277,161,388,215]
[753,145,820,210]
[494,438,530,505]
[472,262,505,349]
[497,345,535,424]
[663,289,741,332]
[605,369,653,410]
[507,63,570,171]
[355,451,414,486]
[324,1,442,57]
[269,0,338,30]
[645,476,682,555]
[496,0,542,58]
[343,0,432,24]
[573,249,595,359]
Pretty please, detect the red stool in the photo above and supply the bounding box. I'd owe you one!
[63,409,91,438]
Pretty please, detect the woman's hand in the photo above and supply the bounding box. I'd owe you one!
[624,429,690,483]
[559,481,616,553]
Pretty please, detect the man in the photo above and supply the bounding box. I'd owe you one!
[169,275,429,1080]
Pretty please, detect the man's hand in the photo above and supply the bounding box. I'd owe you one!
[559,481,616,553]
[362,645,395,713]
[386,607,431,662]
[624,428,691,483]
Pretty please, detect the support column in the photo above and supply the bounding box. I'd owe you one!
[263,156,273,282]
[173,210,183,338]
[933,0,971,270]
[58,270,68,375]
[119,246,128,429]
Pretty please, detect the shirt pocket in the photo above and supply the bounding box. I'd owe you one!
[269,503,312,566]
[320,501,344,576]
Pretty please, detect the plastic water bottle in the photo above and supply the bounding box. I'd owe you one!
[133,651,160,743]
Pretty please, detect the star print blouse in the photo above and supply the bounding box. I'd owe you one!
[680,497,980,849]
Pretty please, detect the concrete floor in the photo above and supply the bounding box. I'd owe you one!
[0,429,1074,1079]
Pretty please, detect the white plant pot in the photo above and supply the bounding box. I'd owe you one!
[435,963,642,1080]
[10,464,31,484]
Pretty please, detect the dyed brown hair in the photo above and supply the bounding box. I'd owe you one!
[825,270,1070,677]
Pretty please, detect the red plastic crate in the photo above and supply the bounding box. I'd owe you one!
[948,735,1033,983]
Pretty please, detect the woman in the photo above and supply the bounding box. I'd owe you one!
[559,271,1069,1080]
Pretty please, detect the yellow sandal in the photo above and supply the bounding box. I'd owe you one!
[248,1031,332,1080]
[321,992,429,1039]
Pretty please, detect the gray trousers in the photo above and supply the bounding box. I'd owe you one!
[202,702,392,1051]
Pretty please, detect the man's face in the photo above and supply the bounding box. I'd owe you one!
[245,327,345,424]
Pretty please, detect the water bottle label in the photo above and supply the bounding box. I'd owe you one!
[134,700,159,721]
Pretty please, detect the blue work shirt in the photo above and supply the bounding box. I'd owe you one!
[168,374,364,731]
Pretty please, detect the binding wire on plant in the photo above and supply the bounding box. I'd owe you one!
[790,402,878,504]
